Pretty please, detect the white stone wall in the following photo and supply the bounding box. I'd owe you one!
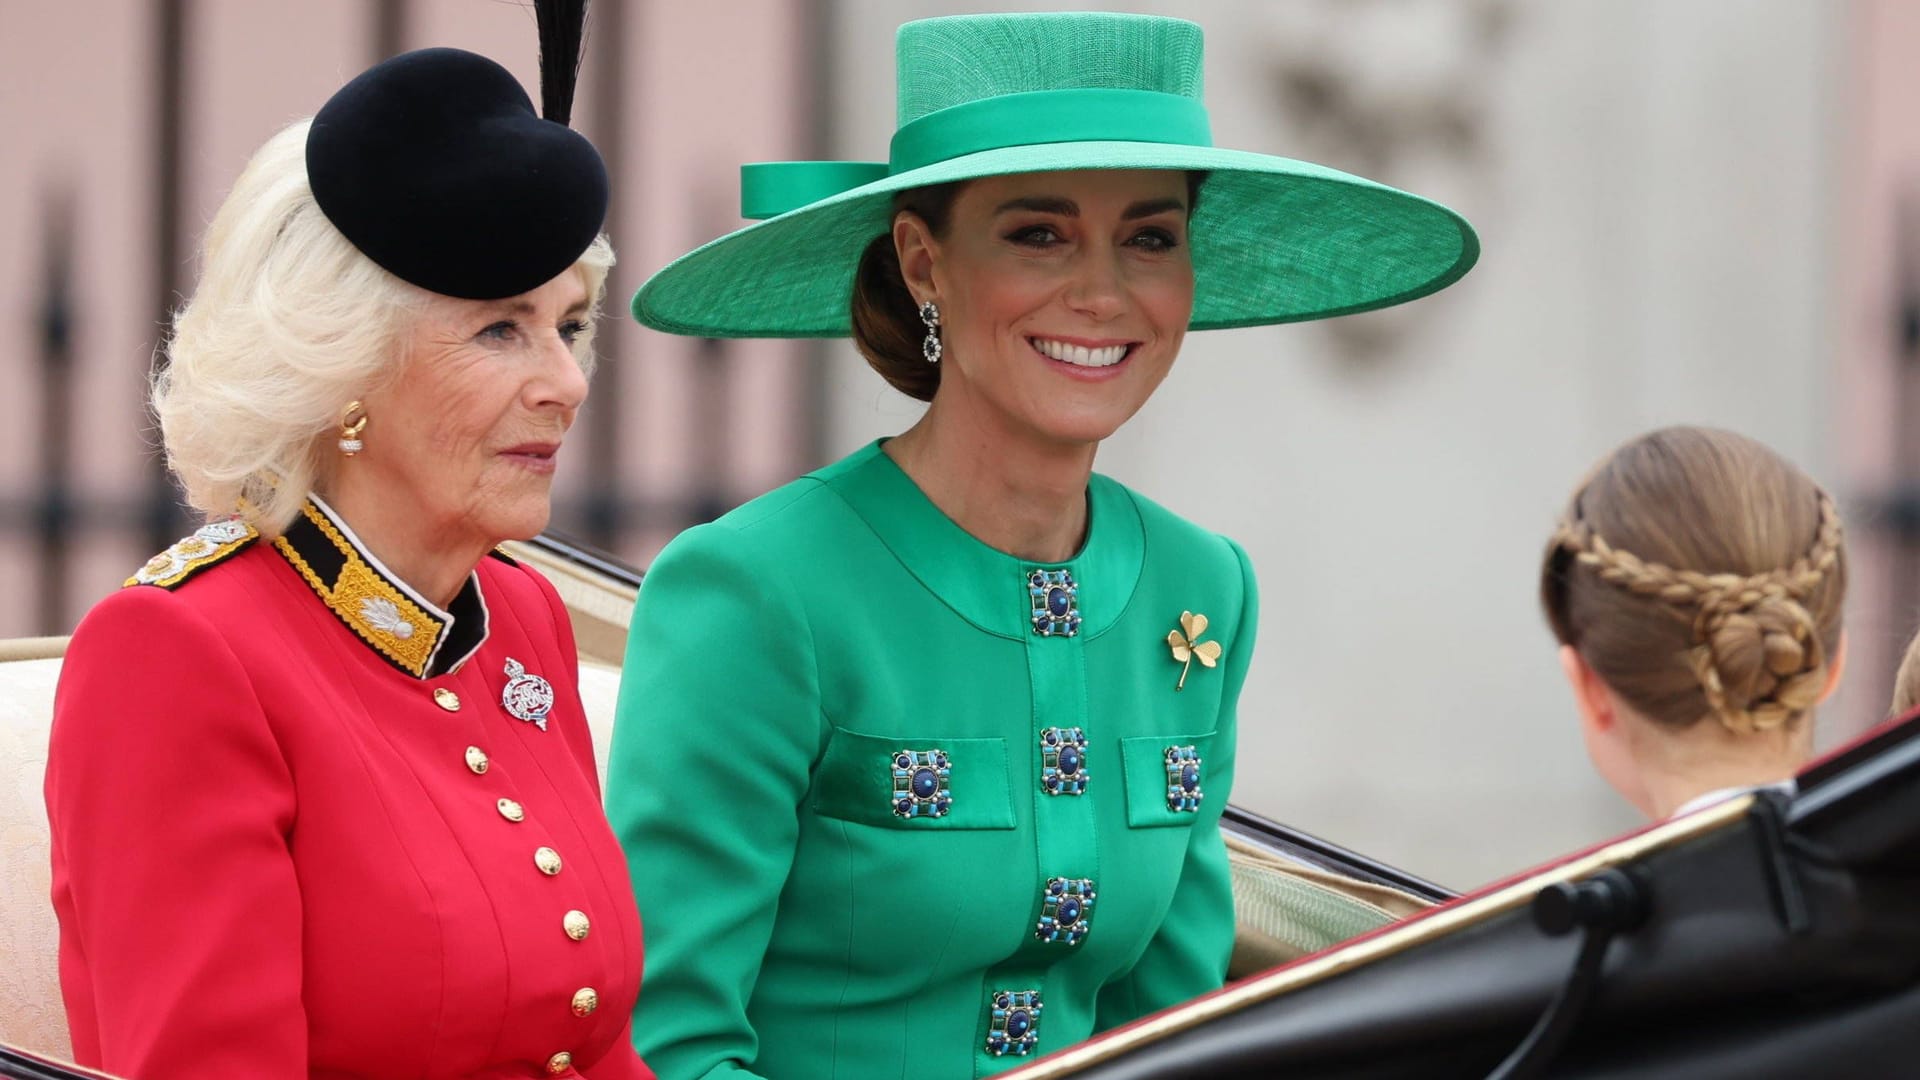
[818,0,1840,887]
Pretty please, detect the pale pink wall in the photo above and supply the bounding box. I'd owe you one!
[0,0,817,634]
[3,0,173,637]
[617,0,814,564]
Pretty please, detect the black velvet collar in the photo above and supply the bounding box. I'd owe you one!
[272,496,489,679]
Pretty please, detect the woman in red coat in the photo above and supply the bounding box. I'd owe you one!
[43,35,652,1080]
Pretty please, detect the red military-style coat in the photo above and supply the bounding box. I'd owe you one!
[45,496,653,1080]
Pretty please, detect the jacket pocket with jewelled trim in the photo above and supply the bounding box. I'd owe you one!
[810,726,1017,830]
[1118,731,1218,828]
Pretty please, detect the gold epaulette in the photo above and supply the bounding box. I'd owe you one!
[124,520,259,589]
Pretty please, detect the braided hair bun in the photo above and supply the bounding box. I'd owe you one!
[1542,427,1847,734]
[1691,584,1827,733]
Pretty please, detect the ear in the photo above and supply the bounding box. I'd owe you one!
[1558,644,1617,737]
[892,210,940,306]
[1819,630,1848,703]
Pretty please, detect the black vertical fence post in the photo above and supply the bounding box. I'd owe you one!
[691,332,733,525]
[145,0,190,554]
[36,192,76,634]
[372,0,408,60]
[688,189,737,527]
[800,0,835,469]
[583,0,628,550]
[1892,191,1920,646]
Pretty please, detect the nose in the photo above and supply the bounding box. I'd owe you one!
[531,330,591,414]
[1064,244,1126,322]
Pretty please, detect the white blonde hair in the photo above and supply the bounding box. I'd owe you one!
[155,117,616,538]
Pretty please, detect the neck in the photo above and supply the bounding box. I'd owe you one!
[1633,720,1813,819]
[884,396,1096,564]
[314,481,488,610]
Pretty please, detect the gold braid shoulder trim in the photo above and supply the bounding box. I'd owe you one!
[124,520,259,589]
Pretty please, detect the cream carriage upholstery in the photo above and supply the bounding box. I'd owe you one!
[0,638,72,1060]
[0,544,1421,1061]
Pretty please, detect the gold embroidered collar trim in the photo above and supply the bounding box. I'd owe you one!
[272,496,489,679]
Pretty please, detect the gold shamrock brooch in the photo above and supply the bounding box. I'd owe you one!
[1166,611,1222,691]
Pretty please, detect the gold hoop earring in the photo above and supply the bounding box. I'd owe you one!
[338,401,369,456]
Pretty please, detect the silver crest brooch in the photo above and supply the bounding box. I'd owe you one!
[502,657,555,731]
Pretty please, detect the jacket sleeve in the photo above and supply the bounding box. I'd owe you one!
[1094,538,1259,1028]
[605,523,820,1080]
[45,586,308,1078]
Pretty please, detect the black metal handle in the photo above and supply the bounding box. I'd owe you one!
[1485,868,1651,1080]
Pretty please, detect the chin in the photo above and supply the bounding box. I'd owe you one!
[485,502,553,545]
[1029,408,1136,447]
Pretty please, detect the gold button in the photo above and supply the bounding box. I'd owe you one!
[465,746,489,775]
[534,847,562,875]
[563,910,590,941]
[497,798,525,822]
[433,687,461,711]
[570,987,599,1017]
[545,1051,573,1074]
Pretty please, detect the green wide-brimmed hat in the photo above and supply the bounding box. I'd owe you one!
[632,11,1479,337]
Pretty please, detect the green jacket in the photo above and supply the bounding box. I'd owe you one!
[608,442,1258,1079]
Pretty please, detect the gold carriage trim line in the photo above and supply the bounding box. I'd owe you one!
[997,793,1759,1079]
[270,498,485,679]
[124,520,260,590]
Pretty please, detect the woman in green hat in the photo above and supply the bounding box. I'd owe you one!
[607,12,1475,1078]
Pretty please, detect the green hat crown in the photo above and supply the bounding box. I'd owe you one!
[638,11,1480,339]
[745,13,1215,220]
[895,13,1204,124]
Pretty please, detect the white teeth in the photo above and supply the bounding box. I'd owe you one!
[1031,338,1128,368]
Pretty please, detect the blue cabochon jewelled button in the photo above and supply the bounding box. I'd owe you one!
[1035,876,1096,945]
[1164,745,1203,812]
[1027,569,1081,637]
[891,749,952,818]
[1039,726,1089,795]
[985,989,1044,1057]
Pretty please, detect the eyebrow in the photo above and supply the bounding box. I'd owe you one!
[992,195,1188,219]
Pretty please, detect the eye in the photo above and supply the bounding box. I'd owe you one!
[1007,224,1063,247]
[477,320,516,342]
[558,319,589,344]
[1128,227,1180,252]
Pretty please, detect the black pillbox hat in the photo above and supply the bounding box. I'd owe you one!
[305,47,609,300]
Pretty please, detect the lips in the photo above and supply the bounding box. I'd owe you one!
[499,442,561,473]
[1028,336,1134,368]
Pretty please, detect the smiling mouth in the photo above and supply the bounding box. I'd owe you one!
[1028,336,1134,369]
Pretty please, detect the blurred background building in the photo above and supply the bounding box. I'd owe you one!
[3,0,1916,888]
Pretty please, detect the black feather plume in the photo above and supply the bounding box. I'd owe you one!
[534,0,590,125]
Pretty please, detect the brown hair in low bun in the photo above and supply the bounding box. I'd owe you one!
[848,171,1210,403]
[1540,426,1847,734]
[850,182,965,403]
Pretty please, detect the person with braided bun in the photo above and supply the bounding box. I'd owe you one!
[1540,426,1848,821]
